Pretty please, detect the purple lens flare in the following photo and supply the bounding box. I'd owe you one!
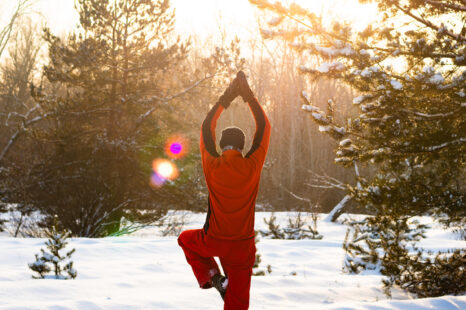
[170,142,183,155]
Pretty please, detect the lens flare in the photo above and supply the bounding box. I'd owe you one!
[150,171,166,188]
[157,161,175,179]
[170,142,182,154]
[165,135,189,159]
[150,159,179,188]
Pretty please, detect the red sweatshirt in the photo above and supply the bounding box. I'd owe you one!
[200,98,271,240]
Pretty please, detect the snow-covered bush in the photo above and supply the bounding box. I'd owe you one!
[28,216,77,279]
[343,214,465,297]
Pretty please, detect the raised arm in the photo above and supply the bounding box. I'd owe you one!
[200,102,224,161]
[245,97,271,166]
[200,79,239,165]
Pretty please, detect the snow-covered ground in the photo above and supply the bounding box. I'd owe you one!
[0,212,465,310]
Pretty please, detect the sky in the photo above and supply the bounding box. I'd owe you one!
[0,0,379,66]
[15,0,378,43]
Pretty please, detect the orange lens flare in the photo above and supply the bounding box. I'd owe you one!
[164,135,189,159]
[150,159,179,188]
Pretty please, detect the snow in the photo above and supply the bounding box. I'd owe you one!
[339,139,352,147]
[301,90,310,102]
[314,44,355,57]
[267,16,282,26]
[361,69,371,78]
[334,127,346,135]
[324,195,352,222]
[423,66,435,74]
[319,125,331,132]
[390,80,403,90]
[302,104,319,112]
[316,62,345,73]
[353,96,366,104]
[429,73,444,85]
[0,212,465,310]
[312,112,329,124]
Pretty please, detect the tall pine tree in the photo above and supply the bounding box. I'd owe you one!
[251,0,465,296]
[26,0,190,236]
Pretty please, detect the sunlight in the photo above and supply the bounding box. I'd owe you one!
[152,159,179,181]
[26,0,379,46]
[158,161,176,179]
[171,0,378,43]
[289,0,379,30]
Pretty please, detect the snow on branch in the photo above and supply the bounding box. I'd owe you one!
[400,108,460,119]
[425,137,466,152]
[324,194,352,222]
[425,0,466,12]
[394,3,466,41]
[300,61,345,74]
[0,105,51,163]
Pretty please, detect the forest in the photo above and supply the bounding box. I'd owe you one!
[0,0,361,237]
[0,0,464,307]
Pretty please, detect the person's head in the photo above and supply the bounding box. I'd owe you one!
[220,126,245,152]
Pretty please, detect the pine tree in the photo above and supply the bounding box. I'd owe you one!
[29,215,77,279]
[251,0,465,297]
[24,0,192,236]
[261,213,285,239]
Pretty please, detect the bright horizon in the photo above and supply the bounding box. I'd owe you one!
[8,0,378,45]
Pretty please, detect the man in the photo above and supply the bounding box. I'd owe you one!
[178,71,271,310]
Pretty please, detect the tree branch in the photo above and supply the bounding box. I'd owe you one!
[136,74,215,124]
[306,169,347,190]
[425,0,466,12]
[394,3,466,41]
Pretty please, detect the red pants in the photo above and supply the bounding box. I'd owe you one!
[178,229,256,310]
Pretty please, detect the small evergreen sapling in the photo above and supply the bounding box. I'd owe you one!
[253,231,272,276]
[285,212,323,240]
[261,213,285,239]
[0,202,7,232]
[261,212,323,240]
[28,216,77,279]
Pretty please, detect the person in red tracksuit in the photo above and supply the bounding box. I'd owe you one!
[178,71,271,310]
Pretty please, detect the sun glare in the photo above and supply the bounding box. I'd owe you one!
[289,0,379,31]
[152,159,179,181]
[171,0,378,43]
[27,0,378,47]
[157,162,175,179]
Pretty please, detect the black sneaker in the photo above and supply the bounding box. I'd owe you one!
[236,71,255,103]
[212,273,228,300]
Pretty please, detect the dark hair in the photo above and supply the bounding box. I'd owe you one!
[219,127,245,150]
